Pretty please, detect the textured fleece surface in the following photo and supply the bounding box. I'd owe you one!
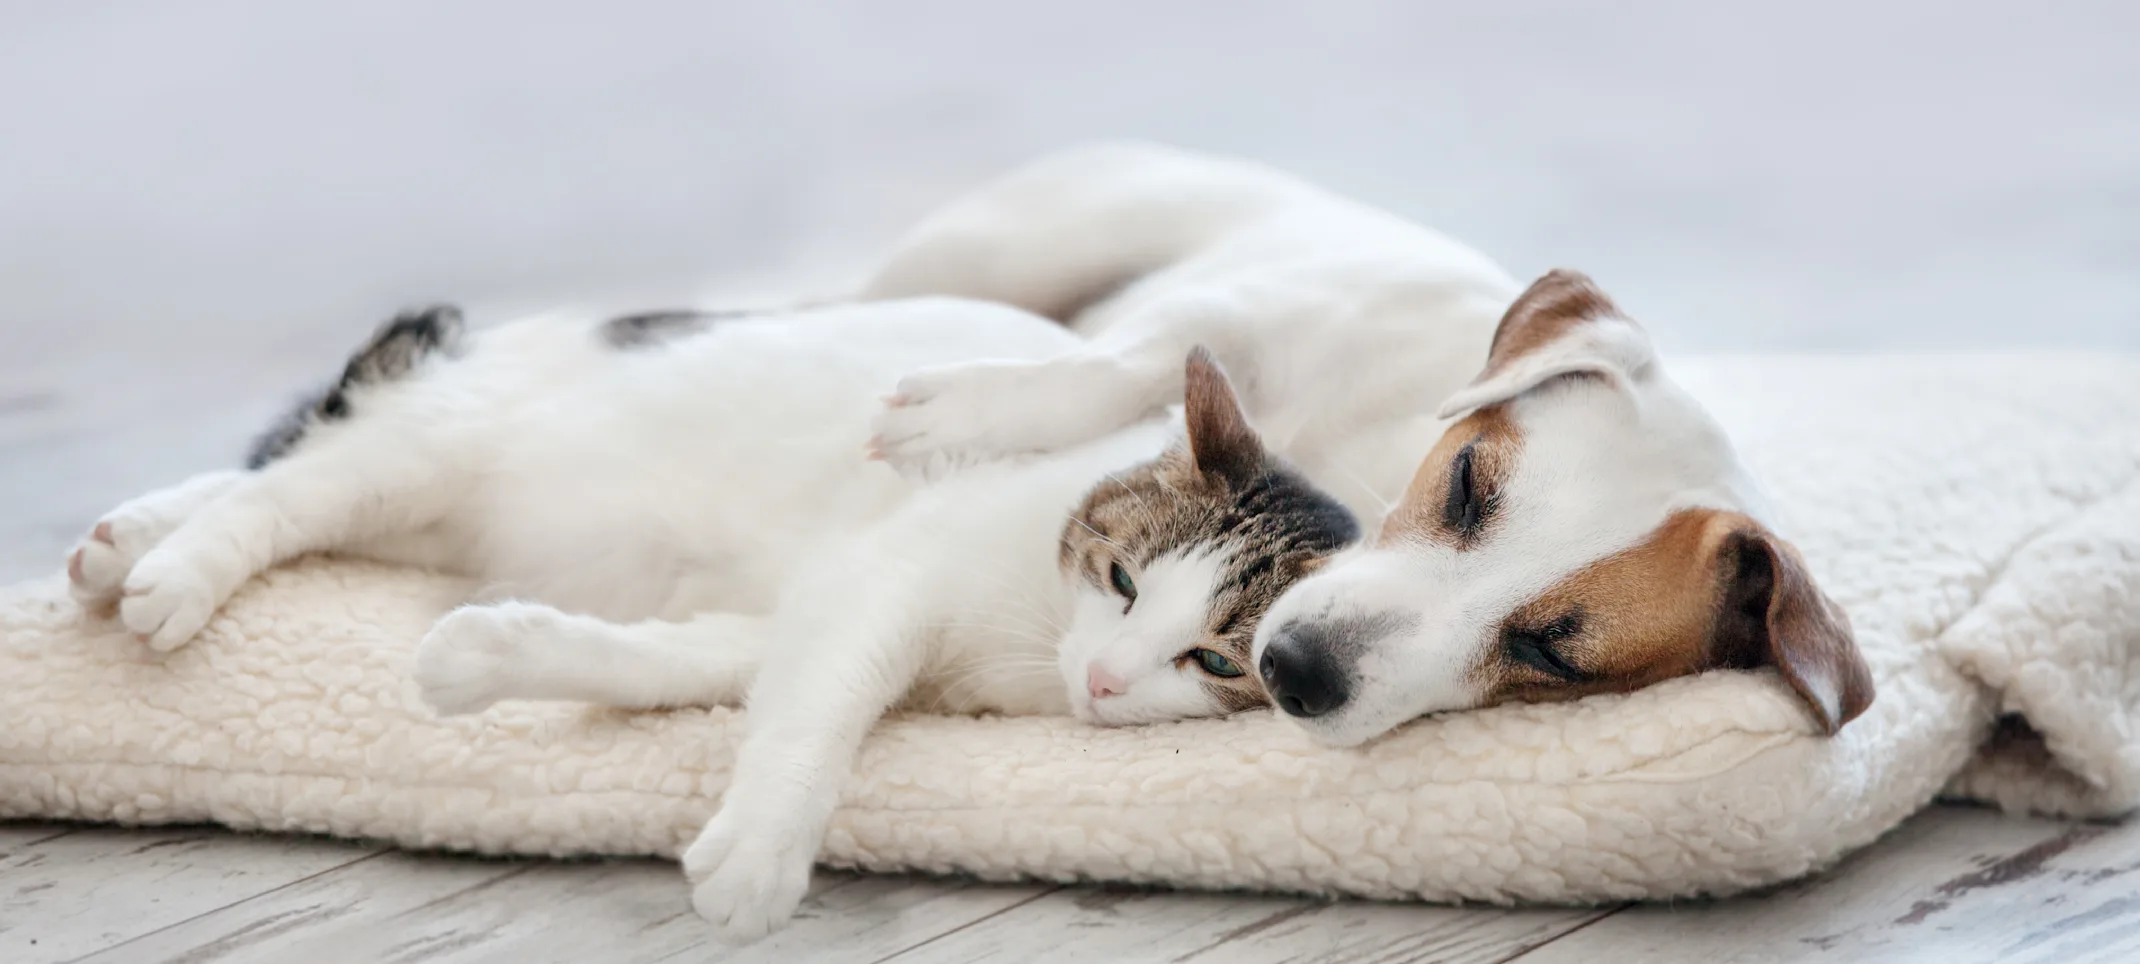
[4,354,2137,902]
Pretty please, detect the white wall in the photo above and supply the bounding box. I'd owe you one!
[3,0,2133,367]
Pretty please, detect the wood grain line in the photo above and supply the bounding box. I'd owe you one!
[863,884,1068,964]
[1490,906,1626,963]
[63,845,392,963]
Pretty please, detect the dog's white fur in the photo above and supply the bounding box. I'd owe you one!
[864,142,1862,747]
[867,144,1522,521]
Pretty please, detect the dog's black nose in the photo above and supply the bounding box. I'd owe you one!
[1259,624,1350,718]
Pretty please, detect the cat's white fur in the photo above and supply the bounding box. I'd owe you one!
[67,296,1302,941]
[68,299,1250,727]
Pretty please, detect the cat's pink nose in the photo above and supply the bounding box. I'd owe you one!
[1087,665,1128,700]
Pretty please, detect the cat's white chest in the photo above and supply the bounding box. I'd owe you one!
[904,575,1076,717]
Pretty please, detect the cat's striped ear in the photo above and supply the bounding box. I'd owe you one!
[1183,347,1264,489]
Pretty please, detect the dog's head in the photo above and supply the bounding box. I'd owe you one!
[1252,269,1873,746]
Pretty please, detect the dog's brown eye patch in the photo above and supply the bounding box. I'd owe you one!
[1380,408,1520,548]
[1469,509,1742,709]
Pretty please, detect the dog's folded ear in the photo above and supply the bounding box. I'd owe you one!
[1437,269,1656,419]
[1183,347,1265,488]
[1710,522,1876,734]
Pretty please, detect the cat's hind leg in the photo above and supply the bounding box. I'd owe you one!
[68,469,247,607]
[114,306,470,651]
[117,426,462,650]
[413,602,767,715]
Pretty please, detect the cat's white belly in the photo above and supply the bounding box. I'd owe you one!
[455,457,914,622]
[348,298,1081,623]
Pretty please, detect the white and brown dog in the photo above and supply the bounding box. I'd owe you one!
[865,142,1874,744]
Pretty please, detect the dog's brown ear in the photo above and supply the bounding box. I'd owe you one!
[1183,347,1264,488]
[1712,524,1875,734]
[1437,269,1656,418]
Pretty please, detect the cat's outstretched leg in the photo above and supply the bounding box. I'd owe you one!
[109,306,469,651]
[116,424,460,650]
[67,469,247,607]
[682,564,930,943]
[413,601,767,714]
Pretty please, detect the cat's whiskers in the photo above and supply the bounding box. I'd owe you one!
[1069,515,1127,554]
[942,564,1070,635]
[1101,470,1151,511]
[927,654,1061,714]
[929,620,1062,650]
[867,541,1069,636]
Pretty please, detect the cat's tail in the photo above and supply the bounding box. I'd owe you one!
[861,142,1305,324]
[246,305,465,468]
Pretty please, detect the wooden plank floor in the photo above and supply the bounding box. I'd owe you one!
[8,808,2139,963]
[4,2,2137,960]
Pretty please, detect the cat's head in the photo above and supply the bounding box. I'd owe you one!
[1055,349,1360,725]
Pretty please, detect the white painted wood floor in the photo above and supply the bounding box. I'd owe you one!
[5,807,2139,963]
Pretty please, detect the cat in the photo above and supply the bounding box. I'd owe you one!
[65,295,1358,941]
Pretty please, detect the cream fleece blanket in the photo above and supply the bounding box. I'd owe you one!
[3,353,2137,903]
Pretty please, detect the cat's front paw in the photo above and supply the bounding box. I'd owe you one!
[869,357,1140,481]
[414,603,567,715]
[117,550,224,651]
[67,521,133,607]
[682,806,819,944]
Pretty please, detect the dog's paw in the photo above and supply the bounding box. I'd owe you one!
[116,549,223,651]
[414,603,570,716]
[869,357,1136,481]
[683,806,818,945]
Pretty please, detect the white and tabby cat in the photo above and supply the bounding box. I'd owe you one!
[65,297,1357,940]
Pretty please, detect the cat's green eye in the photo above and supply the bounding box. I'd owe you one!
[1108,561,1137,603]
[1187,647,1245,678]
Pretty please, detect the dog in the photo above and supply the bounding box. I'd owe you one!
[864,141,1874,745]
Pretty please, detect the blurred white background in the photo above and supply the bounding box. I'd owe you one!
[2,0,2136,574]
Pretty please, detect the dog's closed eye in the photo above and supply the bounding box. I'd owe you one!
[1443,440,1495,543]
[1502,612,1587,681]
